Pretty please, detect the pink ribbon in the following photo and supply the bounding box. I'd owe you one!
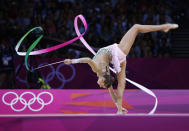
[15,15,87,56]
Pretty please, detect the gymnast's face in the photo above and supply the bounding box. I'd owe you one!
[97,76,105,88]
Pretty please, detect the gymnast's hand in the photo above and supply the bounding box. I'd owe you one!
[121,107,128,113]
[117,108,128,115]
[64,59,72,64]
[115,103,128,114]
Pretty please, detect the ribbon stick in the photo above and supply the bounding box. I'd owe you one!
[74,15,158,115]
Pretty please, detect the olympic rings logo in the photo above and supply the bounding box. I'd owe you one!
[15,62,76,89]
[2,91,53,112]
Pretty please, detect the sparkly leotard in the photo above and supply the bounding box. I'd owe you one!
[93,43,126,73]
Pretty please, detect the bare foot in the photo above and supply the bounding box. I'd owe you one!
[163,24,179,32]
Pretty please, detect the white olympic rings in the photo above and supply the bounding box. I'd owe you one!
[2,91,53,112]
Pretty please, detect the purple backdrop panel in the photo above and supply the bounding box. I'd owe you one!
[127,58,189,89]
[13,58,189,89]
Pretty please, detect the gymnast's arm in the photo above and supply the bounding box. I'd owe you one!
[108,84,127,113]
[116,61,127,114]
[108,86,117,104]
[64,58,98,72]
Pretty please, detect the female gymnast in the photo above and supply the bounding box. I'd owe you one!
[64,23,178,114]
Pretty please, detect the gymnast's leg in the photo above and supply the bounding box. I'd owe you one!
[118,24,178,55]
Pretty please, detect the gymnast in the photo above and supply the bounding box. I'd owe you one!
[64,23,178,114]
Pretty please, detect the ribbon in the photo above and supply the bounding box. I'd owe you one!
[15,14,157,114]
[15,15,87,71]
